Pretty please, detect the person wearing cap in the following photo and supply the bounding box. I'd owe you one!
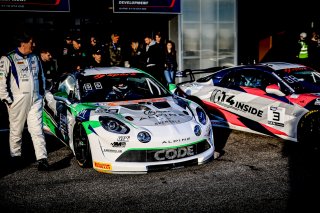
[68,36,89,71]
[0,30,50,171]
[88,48,109,68]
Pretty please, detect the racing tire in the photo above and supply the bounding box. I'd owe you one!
[298,110,320,151]
[73,122,93,168]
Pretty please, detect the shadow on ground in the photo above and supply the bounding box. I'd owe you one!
[0,130,72,178]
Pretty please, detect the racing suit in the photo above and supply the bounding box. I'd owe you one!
[0,48,47,160]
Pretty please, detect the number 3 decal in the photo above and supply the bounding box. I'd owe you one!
[268,106,285,127]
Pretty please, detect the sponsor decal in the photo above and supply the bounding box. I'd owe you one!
[17,61,24,64]
[103,148,122,153]
[267,106,285,127]
[154,120,182,125]
[117,136,130,141]
[111,142,126,147]
[154,145,195,161]
[107,73,137,77]
[315,98,320,105]
[94,74,106,79]
[107,98,166,106]
[19,66,29,79]
[94,161,112,170]
[210,89,263,117]
[78,109,90,120]
[162,137,190,144]
[140,110,185,120]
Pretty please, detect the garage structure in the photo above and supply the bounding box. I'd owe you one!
[0,0,237,72]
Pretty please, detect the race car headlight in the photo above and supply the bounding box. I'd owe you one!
[196,107,207,125]
[194,125,201,136]
[137,131,151,143]
[99,116,130,134]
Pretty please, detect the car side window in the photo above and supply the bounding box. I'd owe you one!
[58,75,76,99]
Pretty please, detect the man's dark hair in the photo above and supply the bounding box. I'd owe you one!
[14,30,34,47]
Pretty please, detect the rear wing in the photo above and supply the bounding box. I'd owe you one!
[175,66,228,85]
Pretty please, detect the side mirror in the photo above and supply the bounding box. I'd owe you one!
[265,84,285,96]
[54,94,72,106]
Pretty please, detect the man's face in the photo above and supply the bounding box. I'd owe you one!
[21,39,35,55]
[41,52,52,62]
[144,37,151,45]
[72,40,81,50]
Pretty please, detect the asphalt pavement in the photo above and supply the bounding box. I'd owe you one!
[0,128,319,213]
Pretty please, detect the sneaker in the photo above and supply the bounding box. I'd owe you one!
[38,158,50,171]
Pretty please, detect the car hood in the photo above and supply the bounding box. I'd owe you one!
[76,97,195,127]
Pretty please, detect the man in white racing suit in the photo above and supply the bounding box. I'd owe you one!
[0,31,50,171]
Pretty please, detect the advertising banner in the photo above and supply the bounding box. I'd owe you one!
[0,0,70,12]
[113,0,181,14]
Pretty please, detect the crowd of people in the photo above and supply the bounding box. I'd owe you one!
[0,29,178,172]
[44,31,178,87]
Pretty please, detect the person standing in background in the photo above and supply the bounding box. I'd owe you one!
[105,33,124,67]
[308,31,320,70]
[69,36,88,71]
[142,34,165,84]
[125,39,144,69]
[296,32,310,66]
[88,48,109,68]
[164,40,178,86]
[0,30,50,171]
[39,48,58,88]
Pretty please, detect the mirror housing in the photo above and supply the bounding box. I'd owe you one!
[266,84,285,96]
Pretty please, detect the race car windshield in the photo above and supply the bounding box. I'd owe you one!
[277,69,320,94]
[79,73,170,102]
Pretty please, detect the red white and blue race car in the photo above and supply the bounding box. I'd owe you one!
[174,62,320,149]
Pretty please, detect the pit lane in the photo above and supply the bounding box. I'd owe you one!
[0,127,319,212]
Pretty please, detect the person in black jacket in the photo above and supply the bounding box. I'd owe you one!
[142,34,165,84]
[163,40,178,85]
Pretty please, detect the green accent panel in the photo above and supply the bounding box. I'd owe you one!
[43,111,58,136]
[81,121,101,135]
[53,91,68,98]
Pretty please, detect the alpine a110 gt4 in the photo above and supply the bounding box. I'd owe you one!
[43,67,214,174]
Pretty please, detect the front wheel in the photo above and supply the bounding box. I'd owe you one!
[298,110,320,151]
[73,122,92,168]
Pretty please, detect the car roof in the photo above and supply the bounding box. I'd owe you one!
[257,62,307,71]
[81,67,143,76]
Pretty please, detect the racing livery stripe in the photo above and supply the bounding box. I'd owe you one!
[240,87,292,104]
[289,94,319,108]
[203,100,288,137]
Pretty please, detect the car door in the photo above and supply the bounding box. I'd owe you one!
[210,68,293,137]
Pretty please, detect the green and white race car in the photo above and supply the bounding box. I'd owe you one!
[43,67,214,174]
